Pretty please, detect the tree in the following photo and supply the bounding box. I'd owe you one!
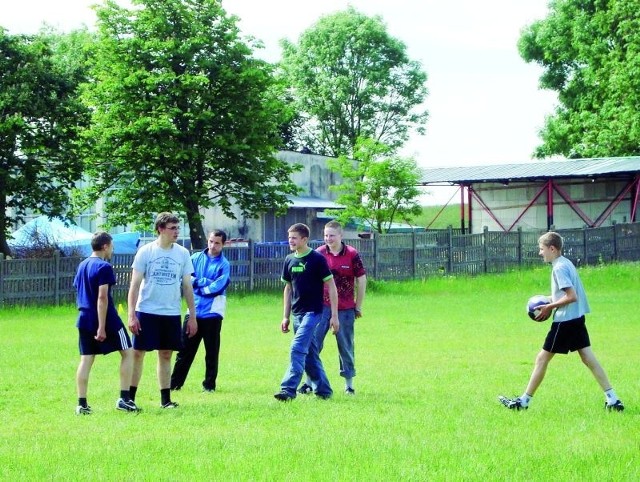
[0,28,89,257]
[279,7,428,158]
[81,0,299,248]
[327,138,423,234]
[519,0,640,158]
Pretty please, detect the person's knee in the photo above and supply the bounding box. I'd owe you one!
[579,353,597,369]
[158,350,173,362]
[120,348,133,360]
[534,351,552,368]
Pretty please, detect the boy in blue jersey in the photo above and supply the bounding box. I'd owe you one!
[171,230,230,392]
[274,223,339,401]
[73,232,138,415]
[499,231,624,411]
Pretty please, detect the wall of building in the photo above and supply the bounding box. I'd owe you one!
[277,151,341,201]
[197,151,342,242]
[471,177,635,233]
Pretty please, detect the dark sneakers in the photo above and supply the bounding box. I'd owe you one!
[75,405,92,415]
[274,391,294,402]
[161,401,179,409]
[345,387,355,395]
[116,398,140,412]
[297,383,313,395]
[498,396,527,410]
[605,400,625,412]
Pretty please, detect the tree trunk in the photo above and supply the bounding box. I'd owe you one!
[185,201,206,250]
[0,196,12,257]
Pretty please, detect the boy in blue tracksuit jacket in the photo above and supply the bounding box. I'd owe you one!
[171,230,230,392]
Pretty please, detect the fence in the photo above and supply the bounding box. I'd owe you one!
[2,222,640,307]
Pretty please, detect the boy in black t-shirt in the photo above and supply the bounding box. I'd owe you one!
[274,223,339,401]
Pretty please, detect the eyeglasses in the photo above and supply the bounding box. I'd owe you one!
[164,226,180,231]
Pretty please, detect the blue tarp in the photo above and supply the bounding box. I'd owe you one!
[8,216,140,256]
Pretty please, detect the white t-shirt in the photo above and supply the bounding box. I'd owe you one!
[132,242,194,316]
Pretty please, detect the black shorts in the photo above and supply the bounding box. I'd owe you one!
[133,312,183,351]
[543,316,591,354]
[78,326,132,355]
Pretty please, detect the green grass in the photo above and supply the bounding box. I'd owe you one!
[1,263,639,480]
[410,204,460,229]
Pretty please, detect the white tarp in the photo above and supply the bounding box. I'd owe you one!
[9,216,140,256]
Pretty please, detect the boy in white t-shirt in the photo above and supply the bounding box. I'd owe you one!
[127,212,197,409]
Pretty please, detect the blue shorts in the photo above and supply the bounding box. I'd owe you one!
[133,312,183,351]
[78,326,132,355]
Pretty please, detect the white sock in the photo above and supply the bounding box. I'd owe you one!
[519,393,532,406]
[345,377,353,389]
[604,388,618,405]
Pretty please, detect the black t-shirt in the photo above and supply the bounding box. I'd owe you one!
[281,249,333,314]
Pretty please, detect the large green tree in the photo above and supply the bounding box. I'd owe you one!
[0,28,89,257]
[81,0,299,248]
[327,138,422,234]
[519,0,640,158]
[279,7,428,158]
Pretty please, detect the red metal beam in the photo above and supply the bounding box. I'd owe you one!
[547,179,554,229]
[459,185,464,232]
[593,175,640,227]
[551,181,594,226]
[632,175,640,222]
[467,185,473,233]
[507,181,551,232]
[470,187,508,231]
[425,186,461,230]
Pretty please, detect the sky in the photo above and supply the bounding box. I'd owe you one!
[2,0,558,203]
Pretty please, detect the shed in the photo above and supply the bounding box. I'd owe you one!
[419,157,640,233]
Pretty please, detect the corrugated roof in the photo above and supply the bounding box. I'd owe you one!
[420,157,640,185]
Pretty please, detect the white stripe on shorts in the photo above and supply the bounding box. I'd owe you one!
[117,327,131,350]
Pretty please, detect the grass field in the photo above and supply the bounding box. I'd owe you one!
[1,263,638,480]
[410,204,460,229]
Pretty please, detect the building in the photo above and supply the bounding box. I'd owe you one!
[198,150,343,242]
[419,157,640,234]
[9,150,343,244]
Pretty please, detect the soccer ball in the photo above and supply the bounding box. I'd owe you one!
[527,295,550,321]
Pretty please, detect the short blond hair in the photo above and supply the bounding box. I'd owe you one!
[324,220,343,233]
[539,231,563,251]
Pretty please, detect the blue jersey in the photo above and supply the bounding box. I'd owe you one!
[73,256,122,331]
[191,249,230,319]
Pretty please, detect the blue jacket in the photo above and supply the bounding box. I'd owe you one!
[191,249,230,319]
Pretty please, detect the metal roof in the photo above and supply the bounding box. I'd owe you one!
[419,157,640,185]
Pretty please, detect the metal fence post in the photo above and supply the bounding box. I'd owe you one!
[447,225,453,273]
[373,233,378,279]
[517,226,523,267]
[612,221,618,260]
[249,238,255,291]
[54,251,62,306]
[483,226,489,274]
[412,230,417,278]
[0,253,4,306]
[583,227,588,265]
